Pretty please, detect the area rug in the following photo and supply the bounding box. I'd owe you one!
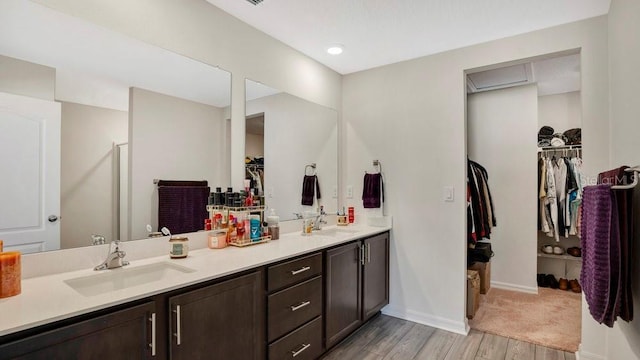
[468,287,581,352]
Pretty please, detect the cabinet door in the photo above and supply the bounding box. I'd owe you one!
[362,232,390,321]
[0,301,156,360]
[169,271,264,360]
[325,241,362,348]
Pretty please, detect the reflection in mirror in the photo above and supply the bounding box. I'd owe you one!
[245,80,338,221]
[0,1,231,253]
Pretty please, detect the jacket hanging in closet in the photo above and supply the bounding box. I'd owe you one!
[538,154,584,241]
[467,160,496,243]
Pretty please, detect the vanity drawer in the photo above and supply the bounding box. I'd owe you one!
[268,276,322,342]
[268,252,322,292]
[268,316,322,360]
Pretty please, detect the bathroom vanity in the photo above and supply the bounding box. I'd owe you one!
[0,226,390,360]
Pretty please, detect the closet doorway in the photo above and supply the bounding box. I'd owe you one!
[465,50,583,352]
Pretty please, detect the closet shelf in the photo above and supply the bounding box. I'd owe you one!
[537,252,582,262]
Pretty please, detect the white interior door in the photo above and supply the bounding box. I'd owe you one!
[0,92,61,253]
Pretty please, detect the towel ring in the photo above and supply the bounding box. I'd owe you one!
[305,163,316,176]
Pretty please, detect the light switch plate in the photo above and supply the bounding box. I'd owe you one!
[443,186,454,202]
[346,185,353,199]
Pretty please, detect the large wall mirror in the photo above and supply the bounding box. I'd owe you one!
[245,79,338,221]
[0,1,231,253]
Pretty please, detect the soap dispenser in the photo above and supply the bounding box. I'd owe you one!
[267,208,280,240]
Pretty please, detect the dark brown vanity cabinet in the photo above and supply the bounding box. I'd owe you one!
[325,232,389,349]
[0,301,157,360]
[267,253,323,360]
[168,270,265,360]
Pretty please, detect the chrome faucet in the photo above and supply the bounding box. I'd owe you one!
[313,206,327,230]
[94,240,129,271]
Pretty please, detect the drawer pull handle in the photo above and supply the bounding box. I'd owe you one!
[148,312,156,356]
[291,266,311,275]
[291,343,311,357]
[173,305,182,345]
[290,300,311,312]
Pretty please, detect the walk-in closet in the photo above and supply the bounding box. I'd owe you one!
[465,51,583,352]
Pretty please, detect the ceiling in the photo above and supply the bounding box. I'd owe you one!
[206,0,610,75]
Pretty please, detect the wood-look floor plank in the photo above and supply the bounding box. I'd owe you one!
[414,329,462,360]
[383,323,435,360]
[366,316,414,357]
[474,333,509,360]
[321,315,391,360]
[443,329,484,360]
[535,345,565,360]
[505,338,536,360]
[564,351,576,360]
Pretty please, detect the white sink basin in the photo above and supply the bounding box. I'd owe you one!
[64,261,196,297]
[316,228,359,237]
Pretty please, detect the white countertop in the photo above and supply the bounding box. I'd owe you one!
[0,224,390,337]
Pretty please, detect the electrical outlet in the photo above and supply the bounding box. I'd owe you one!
[332,186,338,198]
[347,185,353,199]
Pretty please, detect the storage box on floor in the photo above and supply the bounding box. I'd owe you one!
[467,269,480,319]
[468,261,491,294]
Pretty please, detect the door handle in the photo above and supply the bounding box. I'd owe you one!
[173,305,182,345]
[48,215,59,223]
[148,312,156,356]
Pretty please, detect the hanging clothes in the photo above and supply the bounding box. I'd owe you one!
[467,160,496,244]
[537,153,584,241]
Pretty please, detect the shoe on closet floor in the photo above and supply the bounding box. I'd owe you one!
[537,274,548,287]
[569,279,582,293]
[559,278,569,291]
[545,274,559,289]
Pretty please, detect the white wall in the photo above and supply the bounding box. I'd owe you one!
[538,91,582,133]
[245,133,263,158]
[0,55,54,101]
[60,102,128,248]
[467,85,538,292]
[582,0,640,359]
[32,0,343,191]
[246,93,338,219]
[128,87,226,239]
[343,17,609,334]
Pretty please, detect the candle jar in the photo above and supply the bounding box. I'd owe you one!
[0,251,21,298]
[169,237,189,258]
[208,230,228,249]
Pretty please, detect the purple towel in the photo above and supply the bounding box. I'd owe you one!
[301,175,321,206]
[580,184,620,327]
[362,173,384,208]
[158,185,209,234]
[598,167,633,322]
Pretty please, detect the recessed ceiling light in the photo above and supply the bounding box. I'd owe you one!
[327,45,344,55]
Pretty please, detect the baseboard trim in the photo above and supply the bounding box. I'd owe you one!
[577,344,606,360]
[381,306,468,335]
[490,281,538,294]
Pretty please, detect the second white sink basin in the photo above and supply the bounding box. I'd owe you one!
[64,261,196,297]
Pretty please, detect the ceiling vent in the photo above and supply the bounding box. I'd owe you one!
[245,0,264,5]
[467,63,534,93]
